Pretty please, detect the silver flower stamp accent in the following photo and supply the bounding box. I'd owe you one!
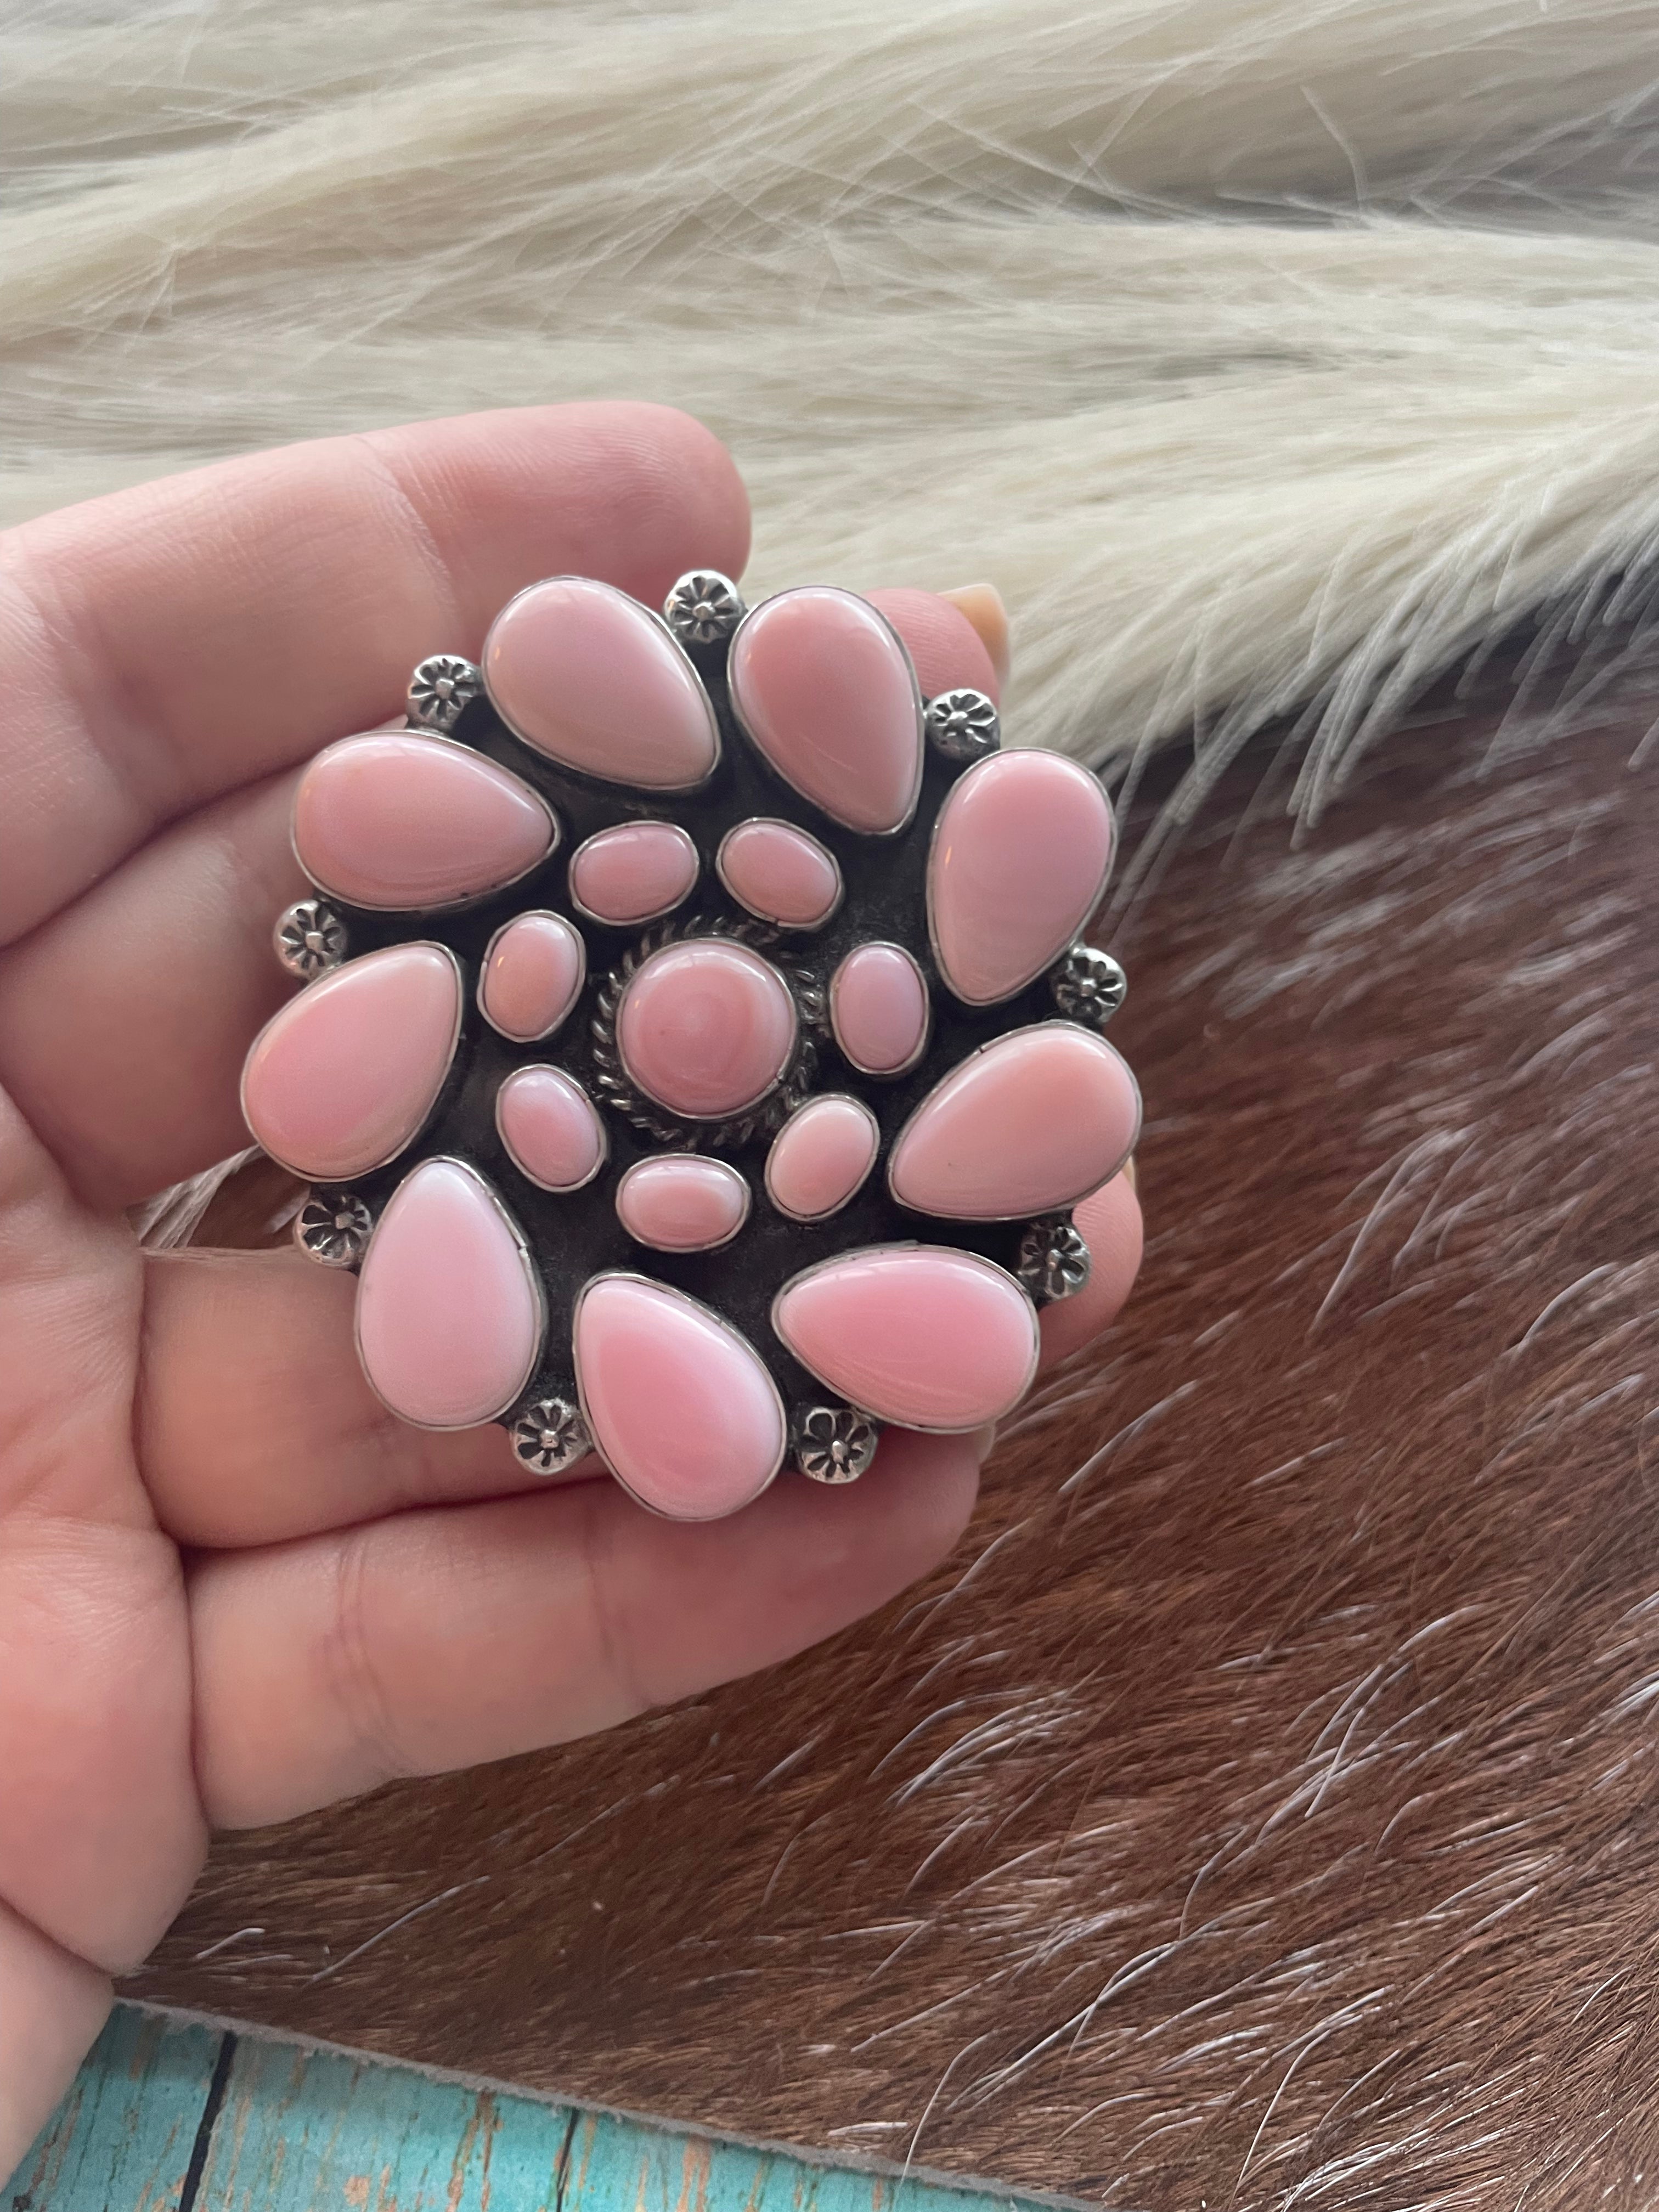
[512,1396,592,1476]
[1017,1216,1092,1304]
[406,653,483,733]
[1051,944,1127,1029]
[294,1192,373,1267]
[663,571,746,647]
[795,1403,880,1483]
[924,687,1001,761]
[274,898,348,980]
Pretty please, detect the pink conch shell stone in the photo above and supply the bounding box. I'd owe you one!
[356,1159,543,1429]
[772,1246,1039,1430]
[765,1096,879,1222]
[569,821,698,926]
[293,732,556,911]
[617,940,797,1120]
[479,911,585,1042]
[888,1022,1139,1220]
[575,1274,786,1519]
[483,578,718,790]
[830,943,929,1075]
[241,943,459,1181]
[496,1066,607,1191]
[928,751,1115,1006]
[616,1155,751,1251]
[716,818,842,929]
[728,588,923,834]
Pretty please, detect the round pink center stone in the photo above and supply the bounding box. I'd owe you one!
[616,940,797,1120]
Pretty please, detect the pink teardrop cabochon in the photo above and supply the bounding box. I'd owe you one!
[483,578,719,791]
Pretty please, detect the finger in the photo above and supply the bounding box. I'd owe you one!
[189,1428,982,1829]
[0,591,1001,1209]
[864,586,1002,702]
[140,1166,1141,1555]
[0,1897,112,2187]
[138,1247,563,1550]
[1037,1171,1143,1371]
[0,402,749,947]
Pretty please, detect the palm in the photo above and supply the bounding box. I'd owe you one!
[0,405,1141,2173]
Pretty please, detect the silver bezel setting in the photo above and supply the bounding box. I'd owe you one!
[495,1065,611,1193]
[481,576,722,794]
[614,1154,753,1252]
[476,910,588,1043]
[567,820,701,930]
[590,916,822,1150]
[352,1157,547,1431]
[770,1243,1041,1436]
[714,817,845,933]
[924,752,1117,1009]
[828,940,933,1079]
[726,588,927,839]
[573,1270,788,1519]
[885,1019,1143,1222]
[291,727,559,915]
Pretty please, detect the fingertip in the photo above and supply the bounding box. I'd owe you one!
[940,583,1011,687]
[862,588,1002,704]
[1037,1169,1144,1371]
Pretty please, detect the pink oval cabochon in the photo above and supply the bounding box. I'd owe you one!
[728,588,923,834]
[478,911,586,1042]
[928,751,1115,1005]
[766,1095,880,1221]
[616,1155,751,1251]
[294,732,555,910]
[241,943,460,1182]
[887,1022,1140,1220]
[569,821,699,924]
[772,1246,1039,1430]
[717,818,842,928]
[356,1159,543,1429]
[483,578,719,790]
[575,1274,786,1519]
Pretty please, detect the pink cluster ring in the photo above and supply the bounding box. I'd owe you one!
[241,571,1139,1520]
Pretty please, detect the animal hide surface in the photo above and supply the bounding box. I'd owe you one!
[138,682,1659,2209]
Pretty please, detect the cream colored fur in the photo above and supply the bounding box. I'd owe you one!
[9,0,1659,873]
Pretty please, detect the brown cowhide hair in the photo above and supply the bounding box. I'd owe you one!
[136,692,1659,2209]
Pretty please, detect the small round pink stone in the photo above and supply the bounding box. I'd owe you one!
[717,818,842,929]
[575,1274,786,1520]
[569,821,698,926]
[479,911,585,1042]
[356,1159,543,1430]
[496,1066,607,1192]
[617,940,797,1120]
[293,732,556,910]
[888,1022,1140,1221]
[929,751,1116,1006]
[728,588,923,834]
[616,1155,750,1251]
[483,578,718,791]
[772,1246,1039,1430]
[241,943,459,1181]
[765,1096,879,1222]
[831,943,929,1075]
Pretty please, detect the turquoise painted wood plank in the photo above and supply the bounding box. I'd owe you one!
[8,2007,1059,2212]
[562,2108,1035,2212]
[5,2006,224,2212]
[189,2033,576,2211]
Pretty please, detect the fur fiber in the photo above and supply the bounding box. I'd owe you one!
[139,684,1659,2208]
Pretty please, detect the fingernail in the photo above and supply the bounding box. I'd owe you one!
[1122,1152,1138,1196]
[971,1421,998,1466]
[940,583,1010,687]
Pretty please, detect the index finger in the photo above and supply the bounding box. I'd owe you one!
[0,403,749,946]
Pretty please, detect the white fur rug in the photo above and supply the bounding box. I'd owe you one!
[9,0,1659,890]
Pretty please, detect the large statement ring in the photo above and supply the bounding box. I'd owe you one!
[241,573,1139,1519]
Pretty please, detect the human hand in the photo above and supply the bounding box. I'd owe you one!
[0,404,1143,2170]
